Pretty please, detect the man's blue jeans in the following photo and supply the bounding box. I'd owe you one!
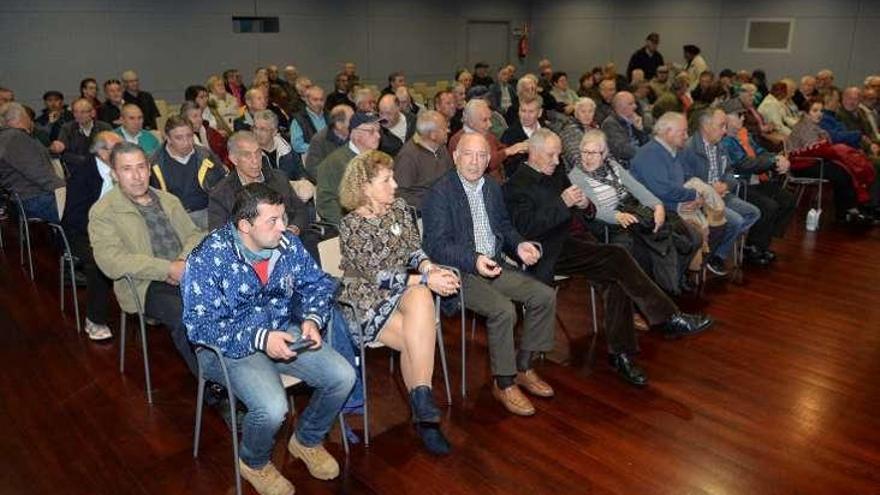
[21,192,59,223]
[714,195,761,260]
[198,328,356,469]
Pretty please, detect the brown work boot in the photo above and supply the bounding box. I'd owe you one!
[492,382,536,416]
[288,434,340,480]
[515,369,555,398]
[238,460,295,495]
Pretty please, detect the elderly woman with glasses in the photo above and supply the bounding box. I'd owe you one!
[569,129,701,294]
[337,150,460,456]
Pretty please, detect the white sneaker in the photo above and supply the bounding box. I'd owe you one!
[85,319,113,341]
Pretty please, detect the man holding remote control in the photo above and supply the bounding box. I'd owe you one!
[182,181,355,495]
[423,132,557,417]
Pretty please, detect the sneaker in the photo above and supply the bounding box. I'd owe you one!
[238,460,295,495]
[84,319,113,341]
[287,434,339,480]
[706,256,729,277]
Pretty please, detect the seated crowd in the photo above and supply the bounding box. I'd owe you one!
[3,33,880,494]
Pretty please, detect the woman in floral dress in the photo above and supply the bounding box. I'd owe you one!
[338,150,460,455]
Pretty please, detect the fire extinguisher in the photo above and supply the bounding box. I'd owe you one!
[517,23,529,59]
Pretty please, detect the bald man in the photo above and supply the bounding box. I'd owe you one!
[121,69,160,130]
[422,132,556,417]
[601,91,650,165]
[55,98,114,168]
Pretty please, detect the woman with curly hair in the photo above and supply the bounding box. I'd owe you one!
[337,150,460,455]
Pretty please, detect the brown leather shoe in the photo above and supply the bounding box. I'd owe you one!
[515,369,555,398]
[492,383,535,416]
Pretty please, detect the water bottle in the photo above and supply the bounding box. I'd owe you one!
[805,208,821,232]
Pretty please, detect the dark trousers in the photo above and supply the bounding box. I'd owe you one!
[745,181,797,249]
[553,234,678,354]
[69,231,112,325]
[144,282,198,377]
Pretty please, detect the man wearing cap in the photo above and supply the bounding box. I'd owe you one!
[719,99,796,264]
[627,33,665,82]
[315,111,382,225]
[649,65,672,101]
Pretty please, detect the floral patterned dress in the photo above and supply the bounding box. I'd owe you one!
[339,198,427,345]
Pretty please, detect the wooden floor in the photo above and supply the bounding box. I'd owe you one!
[1,211,879,495]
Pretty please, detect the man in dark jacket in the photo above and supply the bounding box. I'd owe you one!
[504,129,712,386]
[626,33,664,81]
[290,86,328,156]
[150,115,227,229]
[35,90,73,142]
[601,91,650,166]
[422,132,555,418]
[377,93,415,157]
[500,96,544,179]
[121,70,160,130]
[209,130,317,258]
[52,98,113,168]
[63,131,122,341]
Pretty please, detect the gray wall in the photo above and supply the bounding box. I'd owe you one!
[529,0,879,88]
[2,0,879,109]
[0,0,529,108]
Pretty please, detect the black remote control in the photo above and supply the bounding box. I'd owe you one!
[289,338,316,353]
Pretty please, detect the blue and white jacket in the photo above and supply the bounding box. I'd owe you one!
[182,223,337,359]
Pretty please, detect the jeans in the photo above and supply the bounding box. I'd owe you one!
[714,195,761,260]
[21,192,59,223]
[198,327,355,469]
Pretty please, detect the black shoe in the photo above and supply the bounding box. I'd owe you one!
[843,210,872,226]
[664,312,714,339]
[744,248,771,266]
[706,256,729,276]
[761,249,777,262]
[409,386,450,455]
[608,353,647,387]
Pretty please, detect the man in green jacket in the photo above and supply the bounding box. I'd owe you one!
[315,111,381,225]
[88,142,205,376]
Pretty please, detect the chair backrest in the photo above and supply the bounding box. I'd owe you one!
[318,237,343,277]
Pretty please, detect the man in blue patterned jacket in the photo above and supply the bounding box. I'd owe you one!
[182,182,355,495]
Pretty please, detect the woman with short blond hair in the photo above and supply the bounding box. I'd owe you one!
[338,150,460,455]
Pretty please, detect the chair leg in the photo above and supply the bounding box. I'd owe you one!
[461,301,468,399]
[22,220,34,280]
[64,251,81,333]
[193,375,206,458]
[138,313,153,404]
[435,304,452,405]
[359,340,369,447]
[59,256,65,312]
[338,414,350,456]
[586,285,599,368]
[229,396,242,495]
[119,312,127,373]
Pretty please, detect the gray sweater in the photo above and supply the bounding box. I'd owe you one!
[568,160,660,224]
[0,127,65,200]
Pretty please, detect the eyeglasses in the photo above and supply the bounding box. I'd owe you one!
[580,148,606,156]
